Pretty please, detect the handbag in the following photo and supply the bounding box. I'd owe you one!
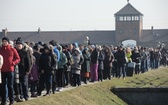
[128,62,135,68]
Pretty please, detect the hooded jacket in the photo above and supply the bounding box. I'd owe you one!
[0,45,20,72]
[58,46,67,69]
[71,48,84,74]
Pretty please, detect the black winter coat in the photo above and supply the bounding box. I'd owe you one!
[98,50,105,70]
[150,51,155,62]
[17,49,31,76]
[39,52,56,74]
[131,52,141,63]
[33,51,41,67]
[116,50,126,67]
[91,49,98,64]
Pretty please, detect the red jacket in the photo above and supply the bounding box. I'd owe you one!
[0,45,20,72]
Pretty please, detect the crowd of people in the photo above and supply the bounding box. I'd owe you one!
[0,36,167,105]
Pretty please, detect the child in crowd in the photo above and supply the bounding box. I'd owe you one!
[29,56,39,97]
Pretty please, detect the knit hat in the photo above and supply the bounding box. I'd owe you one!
[49,40,56,46]
[91,45,95,49]
[16,39,24,45]
[33,44,40,51]
[119,45,123,49]
[44,45,52,52]
[74,48,80,53]
[2,37,10,43]
[62,45,67,49]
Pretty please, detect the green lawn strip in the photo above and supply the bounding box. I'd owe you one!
[15,67,168,105]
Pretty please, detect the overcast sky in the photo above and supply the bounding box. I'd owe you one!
[0,0,168,31]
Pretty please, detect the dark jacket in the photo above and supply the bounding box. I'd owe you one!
[17,48,31,76]
[98,50,105,70]
[149,51,155,62]
[81,50,91,73]
[116,50,126,67]
[131,52,141,63]
[39,52,56,74]
[91,49,99,64]
[104,51,114,67]
[33,51,41,67]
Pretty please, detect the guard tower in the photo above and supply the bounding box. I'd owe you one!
[114,2,143,45]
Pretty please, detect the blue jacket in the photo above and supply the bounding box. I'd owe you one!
[53,46,60,61]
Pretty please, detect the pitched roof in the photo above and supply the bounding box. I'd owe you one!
[115,3,143,16]
[0,29,167,46]
[141,29,168,42]
[0,31,115,45]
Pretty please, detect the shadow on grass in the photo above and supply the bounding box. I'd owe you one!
[127,77,162,87]
[111,87,168,105]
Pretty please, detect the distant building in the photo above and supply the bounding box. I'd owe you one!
[0,2,168,48]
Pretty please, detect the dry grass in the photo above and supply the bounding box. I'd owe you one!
[15,67,168,105]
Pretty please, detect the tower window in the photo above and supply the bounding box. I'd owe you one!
[132,16,135,21]
[127,16,131,21]
[124,16,127,21]
[119,16,123,21]
[135,16,139,21]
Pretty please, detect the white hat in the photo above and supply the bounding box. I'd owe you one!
[86,36,89,40]
[91,45,95,49]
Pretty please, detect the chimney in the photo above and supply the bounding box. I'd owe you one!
[38,27,41,33]
[2,28,8,36]
[151,26,154,35]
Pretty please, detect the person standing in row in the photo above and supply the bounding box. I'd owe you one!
[38,45,56,96]
[71,48,84,86]
[131,48,141,74]
[81,47,91,84]
[90,45,99,82]
[0,37,20,105]
[97,46,105,82]
[15,39,31,101]
[56,46,67,91]
[103,46,114,80]
[116,46,126,80]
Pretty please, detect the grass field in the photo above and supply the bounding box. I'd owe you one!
[15,67,168,105]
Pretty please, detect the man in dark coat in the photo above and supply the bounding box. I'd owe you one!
[38,45,56,96]
[16,40,31,101]
[116,46,126,79]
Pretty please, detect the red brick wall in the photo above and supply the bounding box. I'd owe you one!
[115,21,142,45]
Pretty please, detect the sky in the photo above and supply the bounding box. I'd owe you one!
[0,0,168,31]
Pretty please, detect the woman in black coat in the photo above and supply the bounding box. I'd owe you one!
[131,48,141,74]
[98,46,105,82]
[38,45,56,96]
[103,46,114,80]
